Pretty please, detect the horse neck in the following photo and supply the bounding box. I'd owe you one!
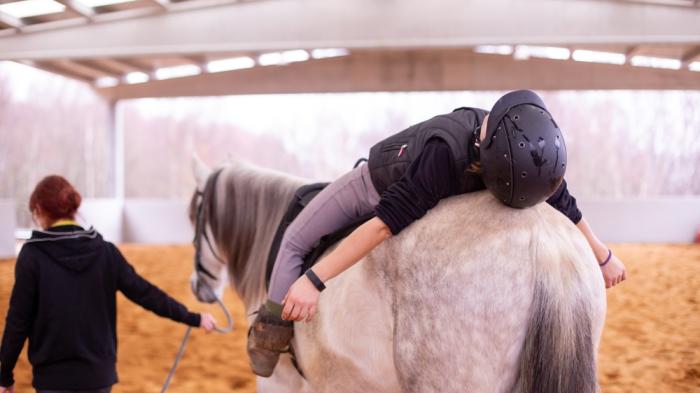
[215,163,306,311]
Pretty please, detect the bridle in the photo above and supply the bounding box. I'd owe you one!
[189,168,233,331]
[161,168,234,393]
[193,168,226,283]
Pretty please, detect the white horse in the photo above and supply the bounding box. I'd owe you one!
[189,156,606,393]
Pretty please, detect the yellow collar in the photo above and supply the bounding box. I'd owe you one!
[51,219,79,228]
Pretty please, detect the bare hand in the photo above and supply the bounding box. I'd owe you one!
[199,313,217,333]
[282,275,320,322]
[600,252,627,289]
[0,385,15,393]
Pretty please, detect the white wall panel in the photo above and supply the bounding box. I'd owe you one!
[8,197,697,247]
[79,199,124,243]
[122,200,193,244]
[115,198,700,244]
[578,198,700,243]
[0,200,16,258]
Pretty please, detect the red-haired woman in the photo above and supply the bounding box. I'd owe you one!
[0,175,216,393]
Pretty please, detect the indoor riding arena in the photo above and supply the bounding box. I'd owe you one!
[1,1,699,392]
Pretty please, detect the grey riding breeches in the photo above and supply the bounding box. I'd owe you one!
[267,163,381,304]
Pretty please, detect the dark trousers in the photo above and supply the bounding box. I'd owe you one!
[37,388,112,393]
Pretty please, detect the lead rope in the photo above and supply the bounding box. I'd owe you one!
[160,283,234,393]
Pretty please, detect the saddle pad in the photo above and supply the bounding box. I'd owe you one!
[265,182,375,289]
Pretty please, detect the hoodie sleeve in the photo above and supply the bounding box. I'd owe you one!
[110,244,201,327]
[546,179,583,224]
[0,248,37,387]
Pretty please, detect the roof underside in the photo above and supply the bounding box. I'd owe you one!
[1,0,699,98]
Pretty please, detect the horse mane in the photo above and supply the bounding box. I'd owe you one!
[189,161,305,309]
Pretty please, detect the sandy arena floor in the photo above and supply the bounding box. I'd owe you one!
[1,244,699,392]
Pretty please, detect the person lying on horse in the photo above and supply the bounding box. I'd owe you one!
[248,89,626,377]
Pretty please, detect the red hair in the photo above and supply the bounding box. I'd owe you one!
[29,175,82,222]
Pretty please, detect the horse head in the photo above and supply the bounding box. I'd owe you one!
[188,153,228,304]
[188,153,305,311]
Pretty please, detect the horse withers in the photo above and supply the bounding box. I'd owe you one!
[188,155,606,393]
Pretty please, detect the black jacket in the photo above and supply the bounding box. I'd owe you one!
[368,107,486,196]
[0,225,200,390]
[375,139,582,235]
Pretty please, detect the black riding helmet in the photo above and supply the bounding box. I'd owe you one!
[480,90,567,208]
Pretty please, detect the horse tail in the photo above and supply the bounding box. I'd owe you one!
[512,230,599,393]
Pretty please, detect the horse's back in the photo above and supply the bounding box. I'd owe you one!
[381,192,604,393]
[296,191,605,393]
[373,192,528,392]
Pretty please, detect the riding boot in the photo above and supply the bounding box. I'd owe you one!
[247,303,294,377]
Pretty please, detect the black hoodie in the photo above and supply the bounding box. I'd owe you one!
[0,225,201,390]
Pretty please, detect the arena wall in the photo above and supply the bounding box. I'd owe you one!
[0,200,15,258]
[53,198,700,245]
[578,198,700,243]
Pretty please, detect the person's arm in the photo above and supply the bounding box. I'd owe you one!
[545,179,583,224]
[112,244,210,329]
[313,217,391,283]
[0,249,37,389]
[547,180,626,288]
[282,139,455,322]
[281,217,391,321]
[576,217,627,289]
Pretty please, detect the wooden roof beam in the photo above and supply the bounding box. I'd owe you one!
[73,59,124,76]
[681,45,700,66]
[115,58,155,73]
[0,18,19,33]
[60,59,124,78]
[54,0,96,21]
[28,60,93,82]
[96,49,700,100]
[624,45,641,63]
[0,11,23,31]
[143,0,170,10]
[182,54,207,64]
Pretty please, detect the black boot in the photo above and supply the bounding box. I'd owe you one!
[247,304,294,377]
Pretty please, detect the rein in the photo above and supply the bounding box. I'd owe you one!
[161,168,234,393]
[160,285,233,393]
